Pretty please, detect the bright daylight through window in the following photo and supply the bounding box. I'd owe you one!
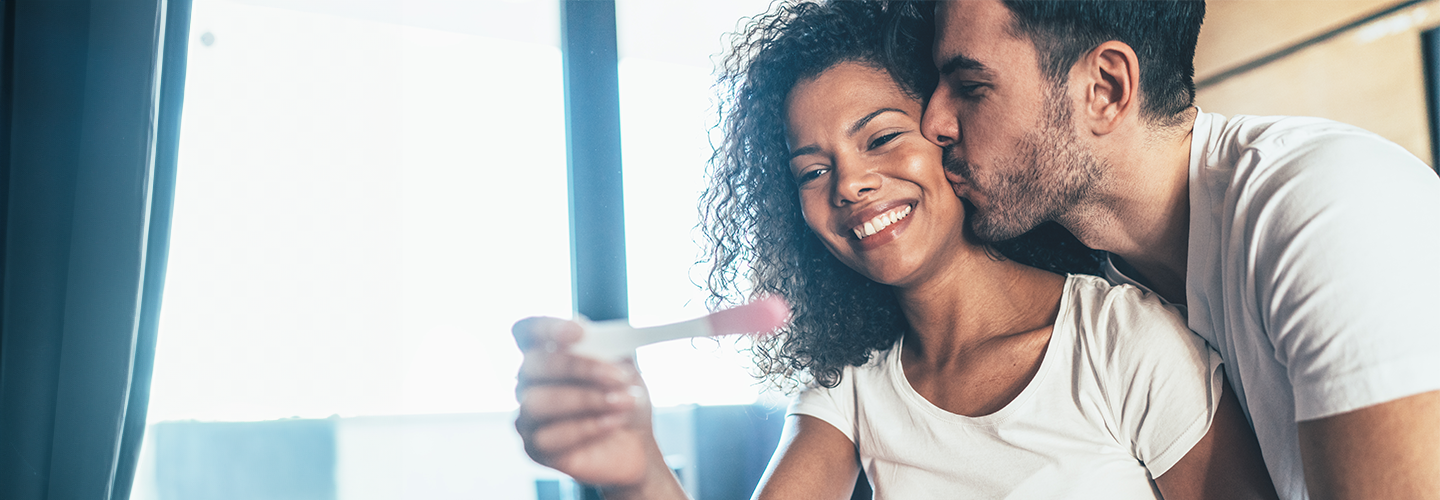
[135,0,778,499]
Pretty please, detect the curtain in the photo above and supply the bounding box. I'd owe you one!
[1423,26,1440,169]
[0,1,191,499]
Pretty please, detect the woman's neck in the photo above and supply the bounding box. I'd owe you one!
[890,245,1068,417]
[893,248,1066,365]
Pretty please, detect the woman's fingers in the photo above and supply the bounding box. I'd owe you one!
[523,411,631,458]
[512,316,584,351]
[515,384,638,433]
[517,350,633,393]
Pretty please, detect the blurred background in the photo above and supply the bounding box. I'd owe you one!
[1196,0,1436,166]
[132,1,1439,499]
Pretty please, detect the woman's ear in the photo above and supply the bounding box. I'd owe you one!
[1075,40,1140,136]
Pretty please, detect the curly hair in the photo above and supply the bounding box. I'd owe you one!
[702,0,1103,392]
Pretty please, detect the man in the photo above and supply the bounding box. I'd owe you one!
[919,1,1440,499]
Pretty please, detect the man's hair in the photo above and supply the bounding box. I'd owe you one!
[1001,0,1206,126]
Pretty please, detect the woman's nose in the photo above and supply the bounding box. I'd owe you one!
[831,157,882,206]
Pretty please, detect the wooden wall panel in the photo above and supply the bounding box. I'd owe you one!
[1194,0,1439,165]
[1196,0,1398,80]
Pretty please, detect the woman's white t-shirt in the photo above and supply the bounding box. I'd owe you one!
[788,274,1224,499]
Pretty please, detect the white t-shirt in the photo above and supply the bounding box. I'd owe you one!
[1105,111,1440,500]
[788,274,1224,499]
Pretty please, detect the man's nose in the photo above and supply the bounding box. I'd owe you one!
[921,91,959,147]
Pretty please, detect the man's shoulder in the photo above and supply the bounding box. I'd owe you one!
[1197,113,1434,211]
[1205,113,1407,169]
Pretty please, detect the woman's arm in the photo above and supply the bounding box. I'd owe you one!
[1153,375,1279,500]
[752,414,861,500]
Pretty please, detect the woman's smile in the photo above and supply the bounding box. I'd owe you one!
[845,201,915,250]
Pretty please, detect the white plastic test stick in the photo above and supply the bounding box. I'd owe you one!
[569,296,790,362]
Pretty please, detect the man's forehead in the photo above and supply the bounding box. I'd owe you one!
[935,0,1019,50]
[934,0,1026,69]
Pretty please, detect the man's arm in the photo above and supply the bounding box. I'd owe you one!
[1298,390,1440,500]
[1232,130,1440,498]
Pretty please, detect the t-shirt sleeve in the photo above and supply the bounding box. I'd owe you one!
[786,370,858,443]
[1095,284,1225,478]
[1242,132,1440,421]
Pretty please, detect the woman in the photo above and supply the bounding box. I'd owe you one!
[513,2,1277,498]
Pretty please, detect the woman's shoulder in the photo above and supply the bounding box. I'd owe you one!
[796,339,900,394]
[788,339,903,436]
[1059,274,1204,366]
[1059,277,1226,480]
[1062,274,1184,326]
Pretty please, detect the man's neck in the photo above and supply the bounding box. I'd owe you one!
[1064,111,1196,304]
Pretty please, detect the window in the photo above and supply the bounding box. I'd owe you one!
[616,0,779,408]
[134,1,787,498]
[136,0,570,498]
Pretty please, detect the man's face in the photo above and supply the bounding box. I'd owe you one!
[920,0,1102,242]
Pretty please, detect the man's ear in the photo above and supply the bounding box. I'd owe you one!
[1076,41,1140,136]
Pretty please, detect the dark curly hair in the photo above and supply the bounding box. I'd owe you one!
[703,0,1103,391]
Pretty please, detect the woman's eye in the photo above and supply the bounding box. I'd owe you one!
[797,167,829,184]
[868,132,901,150]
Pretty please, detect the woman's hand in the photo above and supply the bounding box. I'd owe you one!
[512,317,661,488]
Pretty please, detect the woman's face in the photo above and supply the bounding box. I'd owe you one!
[785,61,970,287]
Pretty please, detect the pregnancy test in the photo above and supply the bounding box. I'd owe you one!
[570,296,791,362]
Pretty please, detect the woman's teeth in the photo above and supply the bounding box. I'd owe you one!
[852,205,912,239]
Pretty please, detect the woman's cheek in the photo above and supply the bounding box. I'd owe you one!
[798,196,826,238]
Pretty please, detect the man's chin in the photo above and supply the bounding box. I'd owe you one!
[970,215,1036,244]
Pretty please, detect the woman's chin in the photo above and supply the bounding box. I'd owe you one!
[849,257,921,288]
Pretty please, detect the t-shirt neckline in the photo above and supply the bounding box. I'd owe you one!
[887,274,1079,426]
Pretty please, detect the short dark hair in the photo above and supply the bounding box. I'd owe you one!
[1001,0,1206,126]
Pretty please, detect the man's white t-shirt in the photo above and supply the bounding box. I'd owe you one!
[788,274,1224,499]
[1105,111,1440,500]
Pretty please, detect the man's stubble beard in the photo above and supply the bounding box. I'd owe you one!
[943,82,1104,243]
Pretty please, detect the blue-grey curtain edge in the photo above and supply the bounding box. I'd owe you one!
[112,0,191,498]
[1423,27,1440,170]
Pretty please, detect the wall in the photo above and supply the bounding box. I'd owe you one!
[1194,0,1440,166]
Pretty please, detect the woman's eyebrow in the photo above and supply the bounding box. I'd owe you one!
[788,144,822,160]
[848,108,907,136]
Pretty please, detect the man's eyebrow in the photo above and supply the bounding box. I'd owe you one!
[788,144,821,161]
[937,53,985,76]
[848,108,907,136]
